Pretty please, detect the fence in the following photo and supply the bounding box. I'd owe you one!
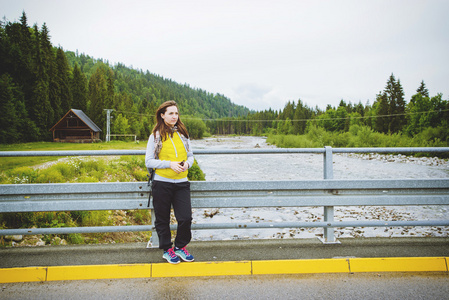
[1,146,448,247]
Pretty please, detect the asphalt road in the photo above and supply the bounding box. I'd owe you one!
[2,273,449,299]
[2,237,449,299]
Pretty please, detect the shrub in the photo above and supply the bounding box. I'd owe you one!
[8,166,38,184]
[79,159,106,173]
[53,162,75,178]
[78,211,111,227]
[132,168,148,181]
[90,170,105,181]
[184,117,207,139]
[306,125,326,143]
[332,132,351,147]
[188,159,206,181]
[0,173,8,184]
[121,156,145,170]
[67,233,84,244]
[70,211,90,223]
[267,124,446,149]
[0,212,35,228]
[36,169,65,183]
[128,210,151,224]
[77,175,98,182]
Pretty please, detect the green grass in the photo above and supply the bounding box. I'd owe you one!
[0,141,146,151]
[0,140,204,246]
[0,140,207,184]
[0,141,146,172]
[0,157,59,172]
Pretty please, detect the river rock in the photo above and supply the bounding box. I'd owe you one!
[52,236,67,245]
[35,239,46,246]
[4,235,23,242]
[188,136,449,242]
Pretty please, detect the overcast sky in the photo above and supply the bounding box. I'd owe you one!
[2,0,449,111]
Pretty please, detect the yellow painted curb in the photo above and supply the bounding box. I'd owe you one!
[253,259,349,275]
[0,267,47,283]
[46,264,151,281]
[349,257,448,273]
[152,261,252,278]
[1,257,448,283]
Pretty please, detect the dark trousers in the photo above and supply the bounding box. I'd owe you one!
[152,180,192,251]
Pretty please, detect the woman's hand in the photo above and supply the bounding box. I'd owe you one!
[170,161,187,174]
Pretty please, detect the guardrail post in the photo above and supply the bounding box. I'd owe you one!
[146,209,160,248]
[323,146,333,180]
[323,146,338,244]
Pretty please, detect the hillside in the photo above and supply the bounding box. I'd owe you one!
[1,12,448,145]
[0,12,249,143]
[64,51,250,120]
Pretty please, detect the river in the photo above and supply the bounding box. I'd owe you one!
[189,136,449,241]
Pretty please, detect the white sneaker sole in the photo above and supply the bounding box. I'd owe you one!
[175,254,194,262]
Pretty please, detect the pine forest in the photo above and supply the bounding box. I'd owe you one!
[1,12,448,148]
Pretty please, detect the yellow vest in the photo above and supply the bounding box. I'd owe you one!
[156,133,188,179]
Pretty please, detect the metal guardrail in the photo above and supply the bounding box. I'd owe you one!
[1,146,448,246]
[1,147,449,157]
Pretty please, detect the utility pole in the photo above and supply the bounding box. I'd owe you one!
[104,109,114,142]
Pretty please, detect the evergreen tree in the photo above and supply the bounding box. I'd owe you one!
[374,92,389,134]
[354,101,365,116]
[279,101,295,121]
[293,99,311,135]
[18,12,33,78]
[0,20,8,75]
[37,23,56,128]
[4,11,449,144]
[385,74,396,133]
[5,16,36,112]
[32,78,53,140]
[0,74,19,143]
[416,80,429,97]
[71,63,88,111]
[19,12,32,55]
[392,78,406,132]
[88,65,114,137]
[111,113,130,136]
[105,67,114,109]
[88,66,107,134]
[378,74,406,133]
[55,47,72,113]
[336,105,350,132]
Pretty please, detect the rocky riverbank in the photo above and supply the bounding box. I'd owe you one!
[341,152,449,167]
[3,136,448,247]
[190,136,449,241]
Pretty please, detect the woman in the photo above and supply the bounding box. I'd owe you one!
[145,100,195,264]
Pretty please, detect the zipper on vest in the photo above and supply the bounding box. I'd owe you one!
[176,132,188,152]
[169,136,178,158]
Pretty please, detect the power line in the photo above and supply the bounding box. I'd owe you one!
[113,108,449,123]
[114,110,149,116]
[201,109,449,123]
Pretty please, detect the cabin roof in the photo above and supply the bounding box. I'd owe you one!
[50,109,102,132]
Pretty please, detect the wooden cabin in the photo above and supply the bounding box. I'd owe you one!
[50,109,102,143]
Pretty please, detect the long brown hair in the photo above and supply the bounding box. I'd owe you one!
[152,101,189,140]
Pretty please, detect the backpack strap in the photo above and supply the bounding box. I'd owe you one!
[153,131,162,159]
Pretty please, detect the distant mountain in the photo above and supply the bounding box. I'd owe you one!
[65,51,251,120]
[0,11,250,143]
